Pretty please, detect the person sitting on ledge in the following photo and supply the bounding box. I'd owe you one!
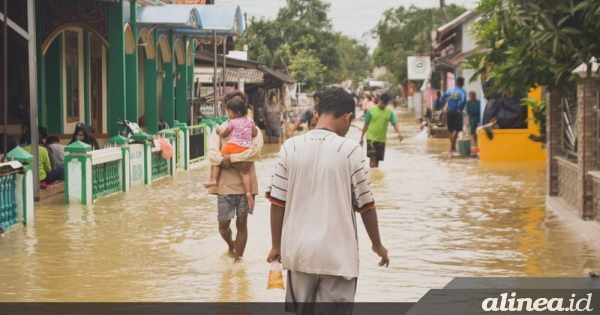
[69,122,100,150]
[23,130,64,186]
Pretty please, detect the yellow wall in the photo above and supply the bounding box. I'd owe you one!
[478,87,546,161]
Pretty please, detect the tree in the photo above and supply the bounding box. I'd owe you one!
[468,0,600,97]
[372,5,466,92]
[236,0,372,91]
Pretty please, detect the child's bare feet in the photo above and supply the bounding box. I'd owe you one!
[204,179,217,188]
[246,192,255,209]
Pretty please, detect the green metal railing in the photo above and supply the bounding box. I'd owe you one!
[151,151,169,180]
[189,124,207,164]
[171,127,181,168]
[92,161,121,200]
[0,172,18,230]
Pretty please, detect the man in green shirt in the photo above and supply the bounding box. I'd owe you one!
[359,93,403,168]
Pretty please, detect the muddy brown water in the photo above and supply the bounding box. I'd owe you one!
[2,109,600,302]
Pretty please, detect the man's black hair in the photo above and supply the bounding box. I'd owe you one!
[456,77,465,87]
[313,92,322,100]
[317,88,355,118]
[379,93,391,103]
[46,136,60,144]
[226,96,248,117]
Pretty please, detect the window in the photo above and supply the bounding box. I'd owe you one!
[562,82,578,159]
[65,30,79,122]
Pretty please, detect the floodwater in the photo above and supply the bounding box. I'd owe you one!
[2,109,600,302]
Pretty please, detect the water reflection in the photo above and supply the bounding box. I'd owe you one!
[0,110,599,302]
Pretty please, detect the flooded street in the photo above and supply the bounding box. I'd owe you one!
[2,109,600,302]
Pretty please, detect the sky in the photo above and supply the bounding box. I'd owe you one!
[220,0,480,51]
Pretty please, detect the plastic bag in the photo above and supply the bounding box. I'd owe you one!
[267,261,285,290]
[158,137,173,160]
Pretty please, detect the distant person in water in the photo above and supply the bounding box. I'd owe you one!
[465,91,481,147]
[441,77,467,153]
[205,91,258,209]
[359,93,403,168]
[207,90,264,263]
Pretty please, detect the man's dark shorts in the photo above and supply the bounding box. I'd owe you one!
[447,111,464,133]
[366,140,386,161]
[217,194,255,221]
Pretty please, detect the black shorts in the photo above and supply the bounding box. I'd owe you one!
[366,140,386,161]
[447,111,464,132]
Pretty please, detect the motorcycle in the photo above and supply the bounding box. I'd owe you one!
[115,118,155,147]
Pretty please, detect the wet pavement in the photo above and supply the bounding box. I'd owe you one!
[2,109,600,302]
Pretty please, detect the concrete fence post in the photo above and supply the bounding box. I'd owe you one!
[64,141,93,205]
[6,147,34,226]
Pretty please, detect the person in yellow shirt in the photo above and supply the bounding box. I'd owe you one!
[23,130,63,185]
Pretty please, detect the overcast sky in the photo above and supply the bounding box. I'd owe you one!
[221,0,480,51]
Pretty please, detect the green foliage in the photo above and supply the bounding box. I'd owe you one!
[372,5,467,89]
[236,0,372,91]
[468,0,600,97]
[522,98,546,137]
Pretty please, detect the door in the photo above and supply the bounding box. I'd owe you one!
[90,34,103,134]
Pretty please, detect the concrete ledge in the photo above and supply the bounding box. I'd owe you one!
[40,181,65,200]
[555,156,579,172]
[546,195,600,251]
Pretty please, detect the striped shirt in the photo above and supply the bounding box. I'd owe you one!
[265,129,375,279]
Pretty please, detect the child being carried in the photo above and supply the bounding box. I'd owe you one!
[204,92,258,208]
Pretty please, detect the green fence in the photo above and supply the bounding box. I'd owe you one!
[171,127,182,169]
[92,160,121,200]
[151,151,169,180]
[189,124,207,164]
[0,172,18,230]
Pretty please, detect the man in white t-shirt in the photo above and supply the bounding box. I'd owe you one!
[266,88,389,313]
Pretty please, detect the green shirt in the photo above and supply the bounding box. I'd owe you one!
[364,105,398,143]
[24,145,51,181]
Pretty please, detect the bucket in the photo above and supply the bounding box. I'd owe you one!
[458,139,471,156]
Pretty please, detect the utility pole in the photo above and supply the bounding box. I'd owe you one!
[440,0,447,24]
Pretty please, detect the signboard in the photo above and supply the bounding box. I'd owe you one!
[200,105,215,117]
[238,69,245,92]
[129,144,145,187]
[407,56,431,80]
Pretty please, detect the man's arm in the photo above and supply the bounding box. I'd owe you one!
[267,204,285,263]
[266,144,289,263]
[230,126,263,163]
[208,126,224,166]
[289,109,310,135]
[390,112,403,141]
[350,147,389,267]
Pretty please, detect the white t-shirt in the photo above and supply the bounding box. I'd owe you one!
[266,129,375,279]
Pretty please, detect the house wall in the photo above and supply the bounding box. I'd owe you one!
[461,17,478,53]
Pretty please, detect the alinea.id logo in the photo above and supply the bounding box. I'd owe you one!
[482,293,593,312]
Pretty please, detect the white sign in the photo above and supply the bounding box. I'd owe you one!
[129,145,145,186]
[298,93,308,106]
[407,56,431,80]
[200,105,215,117]
[239,68,245,92]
